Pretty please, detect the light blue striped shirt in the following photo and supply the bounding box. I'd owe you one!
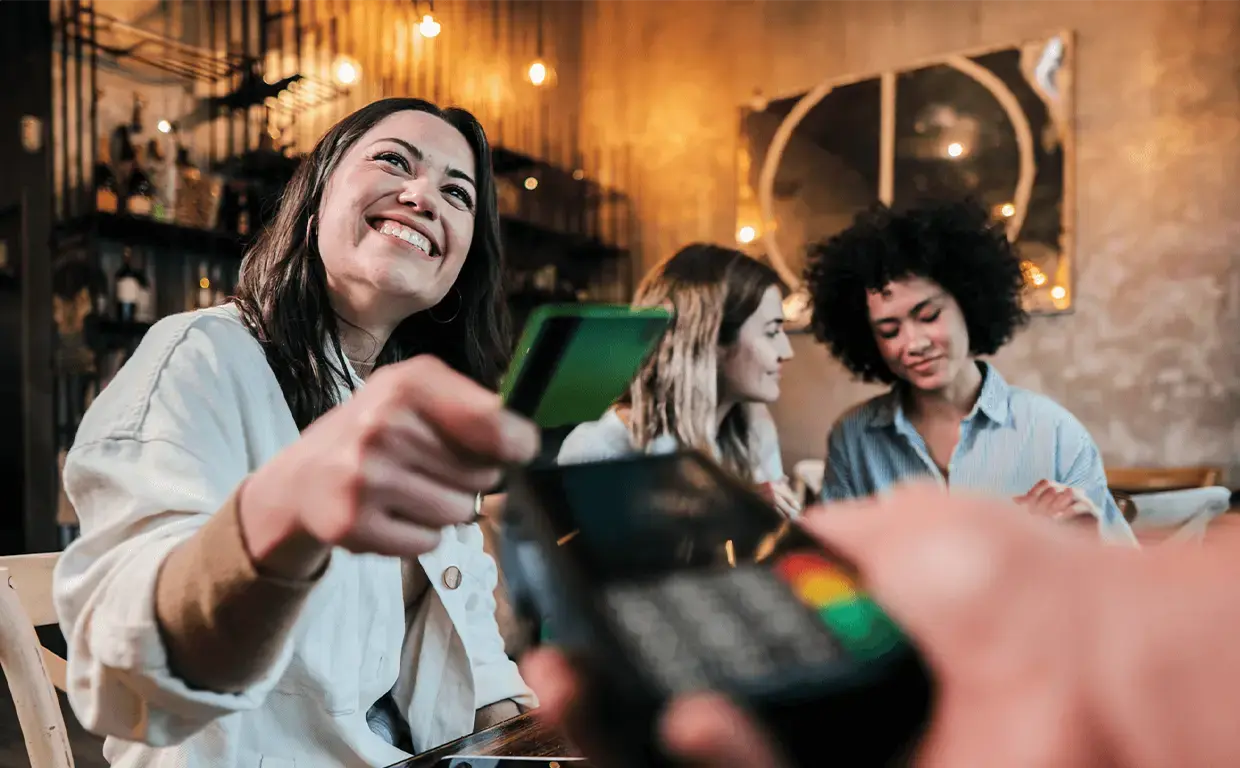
[821,363,1137,546]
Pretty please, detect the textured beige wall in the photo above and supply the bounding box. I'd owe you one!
[579,0,1240,482]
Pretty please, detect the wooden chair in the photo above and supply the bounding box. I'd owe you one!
[0,553,74,768]
[1106,466,1221,495]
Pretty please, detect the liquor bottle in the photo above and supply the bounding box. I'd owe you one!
[114,248,147,323]
[93,135,119,214]
[111,120,137,213]
[129,91,144,135]
[236,190,250,237]
[146,137,172,222]
[126,144,157,217]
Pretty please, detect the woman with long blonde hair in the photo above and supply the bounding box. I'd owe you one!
[557,243,799,516]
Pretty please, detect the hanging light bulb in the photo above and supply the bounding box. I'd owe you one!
[332,55,361,86]
[527,60,549,87]
[418,13,441,38]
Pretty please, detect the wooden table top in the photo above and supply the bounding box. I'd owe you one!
[388,713,586,767]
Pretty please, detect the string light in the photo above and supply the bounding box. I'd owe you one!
[156,120,172,134]
[1000,202,1015,218]
[947,142,964,158]
[524,176,539,190]
[737,225,757,244]
[1050,286,1066,300]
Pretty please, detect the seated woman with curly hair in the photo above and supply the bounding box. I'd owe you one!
[805,200,1135,545]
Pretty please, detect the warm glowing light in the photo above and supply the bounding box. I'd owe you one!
[572,169,585,181]
[947,142,964,158]
[1000,203,1016,218]
[1050,285,1066,300]
[1021,259,1048,287]
[199,277,210,289]
[523,176,538,190]
[333,55,360,86]
[418,13,441,38]
[528,61,547,86]
[156,119,172,134]
[737,225,757,244]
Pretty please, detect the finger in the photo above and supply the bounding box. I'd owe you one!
[775,484,801,505]
[521,648,578,727]
[1046,489,1077,514]
[345,508,443,557]
[385,356,540,463]
[366,466,481,529]
[522,650,626,768]
[777,497,802,519]
[1029,479,1053,495]
[1030,483,1059,505]
[371,408,512,492]
[661,694,786,768]
[1057,501,1096,522]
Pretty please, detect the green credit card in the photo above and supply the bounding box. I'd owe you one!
[500,304,672,428]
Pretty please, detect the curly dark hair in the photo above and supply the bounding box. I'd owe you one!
[804,199,1028,384]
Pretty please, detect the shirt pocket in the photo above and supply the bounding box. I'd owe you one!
[273,557,361,716]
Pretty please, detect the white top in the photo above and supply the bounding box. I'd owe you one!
[53,304,534,768]
[556,407,785,484]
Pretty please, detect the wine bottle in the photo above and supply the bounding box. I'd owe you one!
[114,248,147,323]
[112,121,136,213]
[94,135,119,214]
[126,144,157,218]
[129,91,144,135]
[146,137,172,222]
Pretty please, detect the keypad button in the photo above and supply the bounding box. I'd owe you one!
[605,587,709,694]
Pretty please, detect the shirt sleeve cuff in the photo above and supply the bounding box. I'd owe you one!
[154,485,327,692]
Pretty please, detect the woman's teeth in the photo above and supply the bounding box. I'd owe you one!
[376,220,434,255]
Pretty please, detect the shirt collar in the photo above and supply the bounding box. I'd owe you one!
[867,361,1011,430]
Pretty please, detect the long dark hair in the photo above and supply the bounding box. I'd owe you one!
[626,243,783,480]
[234,98,510,430]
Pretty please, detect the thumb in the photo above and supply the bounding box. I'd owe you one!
[660,694,788,767]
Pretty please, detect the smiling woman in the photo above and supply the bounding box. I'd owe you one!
[52,98,536,767]
[557,244,802,519]
[236,97,509,427]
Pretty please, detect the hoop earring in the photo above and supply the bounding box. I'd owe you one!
[429,286,462,324]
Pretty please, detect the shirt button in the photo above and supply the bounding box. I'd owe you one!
[442,566,463,590]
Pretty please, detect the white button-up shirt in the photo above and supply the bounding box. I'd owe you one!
[53,304,534,767]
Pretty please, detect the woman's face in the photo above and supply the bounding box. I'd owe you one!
[315,110,478,327]
[866,275,971,391]
[718,285,793,404]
